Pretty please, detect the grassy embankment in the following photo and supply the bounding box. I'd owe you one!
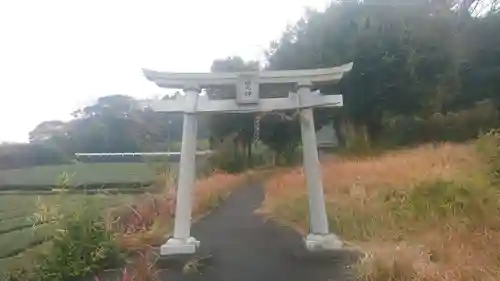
[261,141,500,280]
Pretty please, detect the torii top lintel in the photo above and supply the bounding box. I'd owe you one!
[141,62,353,113]
[142,62,353,89]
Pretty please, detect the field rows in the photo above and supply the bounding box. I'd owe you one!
[0,209,34,221]
[0,216,34,235]
[0,193,139,272]
[0,161,172,276]
[0,162,158,188]
[0,224,53,259]
[0,241,53,273]
[0,161,185,274]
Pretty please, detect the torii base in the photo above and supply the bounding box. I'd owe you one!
[160,237,200,255]
[304,233,343,251]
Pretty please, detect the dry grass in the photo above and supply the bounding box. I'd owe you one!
[108,169,265,280]
[115,169,263,251]
[261,143,500,281]
[192,170,261,216]
[264,143,480,202]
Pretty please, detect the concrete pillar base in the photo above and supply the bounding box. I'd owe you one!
[160,237,200,255]
[304,233,343,251]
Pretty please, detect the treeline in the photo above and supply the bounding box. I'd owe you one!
[264,0,500,147]
[0,95,210,170]
[208,0,500,164]
[28,95,210,153]
[0,143,70,170]
[3,0,500,170]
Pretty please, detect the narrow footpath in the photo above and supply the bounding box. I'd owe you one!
[158,183,359,281]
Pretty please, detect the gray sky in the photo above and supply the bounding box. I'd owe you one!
[0,0,329,143]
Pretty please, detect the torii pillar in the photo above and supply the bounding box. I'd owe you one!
[142,62,353,255]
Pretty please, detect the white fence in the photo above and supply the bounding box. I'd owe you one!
[74,151,214,157]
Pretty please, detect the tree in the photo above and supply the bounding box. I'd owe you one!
[29,95,211,155]
[0,143,70,170]
[29,120,67,143]
[265,0,497,144]
[207,56,260,164]
[258,111,302,165]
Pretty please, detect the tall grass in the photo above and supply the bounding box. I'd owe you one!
[3,194,123,281]
[262,142,500,280]
[3,168,261,280]
[110,169,262,280]
[113,170,259,251]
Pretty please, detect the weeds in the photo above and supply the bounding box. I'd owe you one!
[358,255,418,281]
[182,255,213,275]
[4,164,260,280]
[476,129,500,184]
[92,250,161,281]
[384,180,498,228]
[112,193,174,251]
[262,142,500,280]
[3,194,123,281]
[265,196,309,232]
[208,138,250,173]
[36,204,123,280]
[122,249,160,281]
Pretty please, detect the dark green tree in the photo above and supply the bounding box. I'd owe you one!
[207,56,260,163]
[265,0,497,144]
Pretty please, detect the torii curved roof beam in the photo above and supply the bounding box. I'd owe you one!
[142,62,353,89]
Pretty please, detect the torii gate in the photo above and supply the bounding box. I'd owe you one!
[142,62,353,255]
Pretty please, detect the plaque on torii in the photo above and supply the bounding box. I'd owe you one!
[141,62,353,255]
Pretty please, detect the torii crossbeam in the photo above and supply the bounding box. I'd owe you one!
[141,62,353,255]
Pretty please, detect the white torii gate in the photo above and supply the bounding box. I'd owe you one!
[142,62,353,255]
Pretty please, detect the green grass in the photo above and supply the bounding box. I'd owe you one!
[0,217,34,234]
[0,157,207,275]
[0,193,137,221]
[0,241,54,273]
[0,224,53,259]
[0,193,137,272]
[0,163,159,189]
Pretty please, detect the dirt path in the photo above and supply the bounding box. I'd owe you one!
[158,183,358,281]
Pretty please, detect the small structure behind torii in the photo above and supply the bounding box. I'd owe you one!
[141,62,353,255]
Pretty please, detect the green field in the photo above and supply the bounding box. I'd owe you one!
[0,158,212,273]
[0,159,213,190]
[0,193,137,272]
[0,163,162,190]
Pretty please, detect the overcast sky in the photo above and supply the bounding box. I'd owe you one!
[0,0,330,143]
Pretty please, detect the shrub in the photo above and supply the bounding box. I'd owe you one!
[274,146,302,167]
[3,194,123,281]
[343,124,373,155]
[382,180,495,227]
[249,143,274,167]
[382,100,499,147]
[207,136,274,173]
[0,143,71,170]
[208,141,248,173]
[476,129,500,184]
